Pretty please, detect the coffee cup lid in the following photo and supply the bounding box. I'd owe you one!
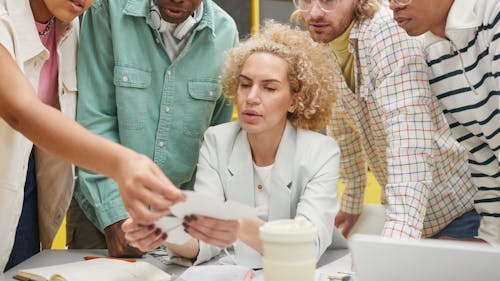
[259,217,317,243]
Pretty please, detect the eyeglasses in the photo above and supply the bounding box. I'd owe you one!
[391,0,412,6]
[293,0,339,13]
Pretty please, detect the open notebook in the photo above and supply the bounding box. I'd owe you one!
[15,258,171,281]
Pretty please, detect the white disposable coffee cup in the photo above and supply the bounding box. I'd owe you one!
[259,217,317,281]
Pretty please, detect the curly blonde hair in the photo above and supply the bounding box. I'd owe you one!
[221,21,337,131]
[354,0,380,21]
[290,0,380,24]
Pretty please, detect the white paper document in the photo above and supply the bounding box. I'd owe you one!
[177,265,256,281]
[315,253,353,281]
[157,191,258,244]
[171,191,257,220]
[155,216,191,245]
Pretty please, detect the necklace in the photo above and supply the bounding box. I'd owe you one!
[38,16,55,37]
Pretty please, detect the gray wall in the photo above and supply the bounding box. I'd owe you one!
[260,0,295,25]
[214,0,296,39]
[213,0,251,38]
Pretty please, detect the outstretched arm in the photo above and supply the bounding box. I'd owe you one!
[0,44,185,225]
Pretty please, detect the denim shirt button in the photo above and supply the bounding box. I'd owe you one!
[122,75,129,82]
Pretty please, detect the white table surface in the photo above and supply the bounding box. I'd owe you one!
[2,248,349,281]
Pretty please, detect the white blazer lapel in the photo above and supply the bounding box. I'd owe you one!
[226,129,255,207]
[268,121,296,220]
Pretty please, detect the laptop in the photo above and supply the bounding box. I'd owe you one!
[349,234,500,281]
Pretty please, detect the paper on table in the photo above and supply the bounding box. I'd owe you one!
[315,253,353,280]
[157,191,258,244]
[176,265,253,281]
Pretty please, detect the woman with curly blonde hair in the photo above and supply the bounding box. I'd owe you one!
[123,22,340,267]
[222,21,337,131]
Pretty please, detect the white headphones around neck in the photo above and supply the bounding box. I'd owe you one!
[149,3,198,40]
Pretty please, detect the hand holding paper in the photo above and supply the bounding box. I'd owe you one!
[157,191,257,245]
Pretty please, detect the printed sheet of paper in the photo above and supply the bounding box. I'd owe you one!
[171,191,257,220]
[157,191,257,244]
[315,253,353,281]
[176,265,253,281]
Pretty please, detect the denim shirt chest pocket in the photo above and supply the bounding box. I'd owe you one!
[183,80,221,137]
[113,66,152,131]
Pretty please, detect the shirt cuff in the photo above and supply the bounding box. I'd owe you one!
[95,197,129,231]
[340,192,364,215]
[193,240,221,265]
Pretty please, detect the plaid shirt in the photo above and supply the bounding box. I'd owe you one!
[327,6,476,238]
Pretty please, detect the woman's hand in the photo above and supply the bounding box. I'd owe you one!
[183,215,240,249]
[121,218,167,253]
[114,153,186,225]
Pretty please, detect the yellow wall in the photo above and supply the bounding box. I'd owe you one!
[338,172,382,205]
[52,217,66,249]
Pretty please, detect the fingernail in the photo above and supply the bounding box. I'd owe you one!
[154,228,161,236]
[147,224,154,231]
[161,233,167,240]
[184,215,191,222]
[190,215,197,221]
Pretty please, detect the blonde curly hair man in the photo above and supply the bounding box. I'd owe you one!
[294,0,480,242]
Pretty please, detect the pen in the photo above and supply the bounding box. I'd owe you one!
[84,255,137,263]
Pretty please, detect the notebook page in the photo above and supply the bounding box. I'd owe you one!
[18,259,170,281]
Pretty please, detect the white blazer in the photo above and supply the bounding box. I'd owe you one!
[0,0,78,271]
[193,121,340,265]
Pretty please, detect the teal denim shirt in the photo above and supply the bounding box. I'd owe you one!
[74,0,238,231]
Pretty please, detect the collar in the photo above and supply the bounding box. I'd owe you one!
[424,0,481,46]
[227,121,296,220]
[124,0,216,34]
[228,121,296,189]
[5,0,72,63]
[445,0,481,30]
[329,20,355,55]
[150,0,203,40]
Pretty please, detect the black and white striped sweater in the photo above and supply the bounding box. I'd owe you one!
[424,0,499,244]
